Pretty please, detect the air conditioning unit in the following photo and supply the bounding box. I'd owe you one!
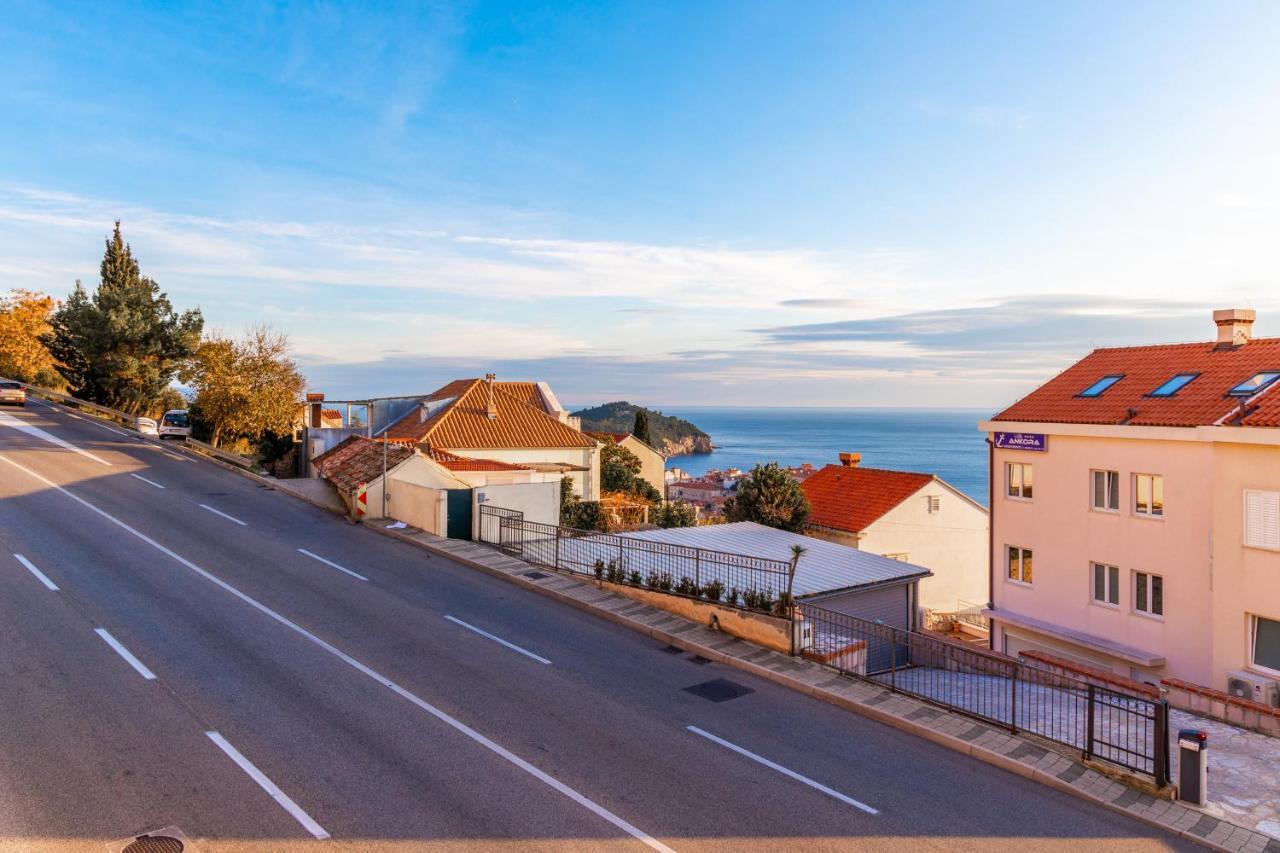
[1226,670,1280,707]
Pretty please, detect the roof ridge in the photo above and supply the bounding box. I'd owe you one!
[1087,336,1280,354]
[817,463,935,479]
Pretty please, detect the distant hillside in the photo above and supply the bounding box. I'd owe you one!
[572,401,713,457]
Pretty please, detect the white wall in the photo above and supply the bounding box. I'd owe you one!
[620,436,665,494]
[449,446,600,500]
[473,481,561,540]
[390,482,448,535]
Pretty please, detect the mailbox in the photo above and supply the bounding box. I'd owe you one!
[1177,728,1207,806]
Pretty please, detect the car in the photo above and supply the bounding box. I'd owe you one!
[158,409,191,439]
[0,381,26,407]
[135,416,159,436]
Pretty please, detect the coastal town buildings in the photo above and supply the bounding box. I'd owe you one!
[800,453,989,617]
[984,309,1280,699]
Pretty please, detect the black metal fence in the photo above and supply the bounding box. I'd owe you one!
[478,505,795,617]
[802,604,1170,785]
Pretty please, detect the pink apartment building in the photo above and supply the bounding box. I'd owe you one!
[981,309,1280,704]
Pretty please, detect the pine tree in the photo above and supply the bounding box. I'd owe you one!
[632,408,653,445]
[723,462,811,532]
[46,223,203,414]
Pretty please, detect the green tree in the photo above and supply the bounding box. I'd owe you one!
[723,462,811,532]
[600,441,643,493]
[652,500,696,528]
[46,223,203,413]
[185,325,305,448]
[0,289,62,387]
[632,409,653,446]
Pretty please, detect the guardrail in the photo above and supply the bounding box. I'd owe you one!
[183,437,261,472]
[0,377,138,426]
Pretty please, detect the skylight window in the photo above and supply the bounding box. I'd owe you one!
[1228,372,1280,398]
[1148,373,1198,398]
[1079,375,1123,397]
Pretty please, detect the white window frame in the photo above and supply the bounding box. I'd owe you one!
[1249,614,1280,677]
[1006,462,1033,500]
[1091,562,1120,608]
[1133,473,1164,518]
[1091,469,1120,512]
[1133,570,1164,618]
[1006,545,1033,585]
[1244,490,1280,551]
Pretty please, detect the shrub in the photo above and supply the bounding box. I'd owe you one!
[593,559,606,580]
[674,575,698,596]
[627,569,642,586]
[606,560,625,584]
[726,587,741,607]
[775,592,794,616]
[702,579,725,602]
[648,572,674,592]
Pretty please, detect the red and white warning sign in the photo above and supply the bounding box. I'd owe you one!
[354,482,368,517]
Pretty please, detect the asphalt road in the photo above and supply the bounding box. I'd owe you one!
[0,399,1198,852]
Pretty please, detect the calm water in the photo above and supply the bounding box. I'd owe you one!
[659,407,990,504]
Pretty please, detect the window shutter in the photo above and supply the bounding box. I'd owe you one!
[1245,491,1280,549]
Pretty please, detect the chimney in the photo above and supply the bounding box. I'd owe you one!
[1214,308,1255,348]
[838,452,861,468]
[485,373,497,420]
[306,391,325,428]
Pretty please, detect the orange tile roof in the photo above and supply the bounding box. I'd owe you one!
[495,381,544,409]
[587,431,630,443]
[993,337,1280,427]
[382,378,595,449]
[800,465,934,533]
[422,447,531,472]
[313,436,414,493]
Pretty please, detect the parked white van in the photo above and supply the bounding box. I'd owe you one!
[158,409,191,439]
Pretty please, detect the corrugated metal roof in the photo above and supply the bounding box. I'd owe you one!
[617,522,929,597]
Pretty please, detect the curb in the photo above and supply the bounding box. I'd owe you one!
[204,464,1250,851]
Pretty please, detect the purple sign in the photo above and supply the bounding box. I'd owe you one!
[994,432,1047,452]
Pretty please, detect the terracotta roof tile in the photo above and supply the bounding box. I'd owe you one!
[422,447,531,472]
[382,379,595,449]
[993,337,1280,427]
[313,436,414,493]
[800,465,934,533]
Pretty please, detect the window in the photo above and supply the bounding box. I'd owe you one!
[1007,462,1033,499]
[1007,546,1033,584]
[1229,372,1280,397]
[1092,562,1119,606]
[1245,490,1280,550]
[883,552,910,562]
[1134,571,1163,616]
[1079,375,1123,397]
[1148,373,1198,397]
[926,495,941,513]
[1091,470,1120,511]
[1251,616,1280,673]
[1134,474,1164,517]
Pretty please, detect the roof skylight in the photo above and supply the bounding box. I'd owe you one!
[1148,373,1198,398]
[1079,375,1123,397]
[1227,372,1280,398]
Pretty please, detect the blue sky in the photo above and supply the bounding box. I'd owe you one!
[2,1,1278,407]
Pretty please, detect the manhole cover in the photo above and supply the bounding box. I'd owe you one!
[684,678,755,703]
[522,571,550,580]
[123,836,183,853]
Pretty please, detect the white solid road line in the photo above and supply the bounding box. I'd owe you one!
[13,554,59,591]
[0,410,112,466]
[130,473,166,489]
[686,725,879,816]
[0,453,674,853]
[94,628,157,680]
[204,731,330,840]
[200,504,247,526]
[296,548,368,581]
[444,615,552,665]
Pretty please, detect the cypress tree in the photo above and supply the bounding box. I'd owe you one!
[632,408,653,446]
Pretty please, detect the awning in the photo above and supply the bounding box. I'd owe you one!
[986,607,1165,667]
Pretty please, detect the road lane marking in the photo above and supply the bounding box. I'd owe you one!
[0,453,673,853]
[445,615,551,665]
[0,411,112,466]
[94,628,157,679]
[13,554,58,590]
[296,548,368,581]
[204,731,329,840]
[200,504,247,526]
[130,473,166,489]
[686,725,879,815]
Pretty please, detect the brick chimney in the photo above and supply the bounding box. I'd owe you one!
[1214,308,1255,348]
[485,373,498,420]
[838,452,861,468]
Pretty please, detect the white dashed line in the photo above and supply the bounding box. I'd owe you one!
[130,473,165,489]
[13,554,58,590]
[0,411,112,465]
[296,548,368,581]
[200,504,247,526]
[205,731,329,839]
[445,615,551,665]
[94,628,157,679]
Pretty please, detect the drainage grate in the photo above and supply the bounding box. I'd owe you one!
[684,678,755,703]
[660,645,683,654]
[522,571,550,580]
[124,837,184,853]
[689,655,711,665]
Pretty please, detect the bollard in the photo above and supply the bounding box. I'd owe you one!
[1177,728,1207,806]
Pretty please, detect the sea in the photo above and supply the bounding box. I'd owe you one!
[656,407,991,504]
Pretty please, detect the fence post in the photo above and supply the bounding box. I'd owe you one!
[889,625,897,690]
[694,550,700,590]
[1154,699,1170,788]
[554,524,562,570]
[1084,684,1096,763]
[1009,662,1019,733]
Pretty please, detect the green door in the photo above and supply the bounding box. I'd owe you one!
[446,489,473,540]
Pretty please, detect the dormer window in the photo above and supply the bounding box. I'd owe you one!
[1079,375,1123,397]
[1228,372,1280,398]
[1148,373,1198,397]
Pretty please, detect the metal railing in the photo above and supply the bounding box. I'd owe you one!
[802,604,1170,785]
[478,505,795,617]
